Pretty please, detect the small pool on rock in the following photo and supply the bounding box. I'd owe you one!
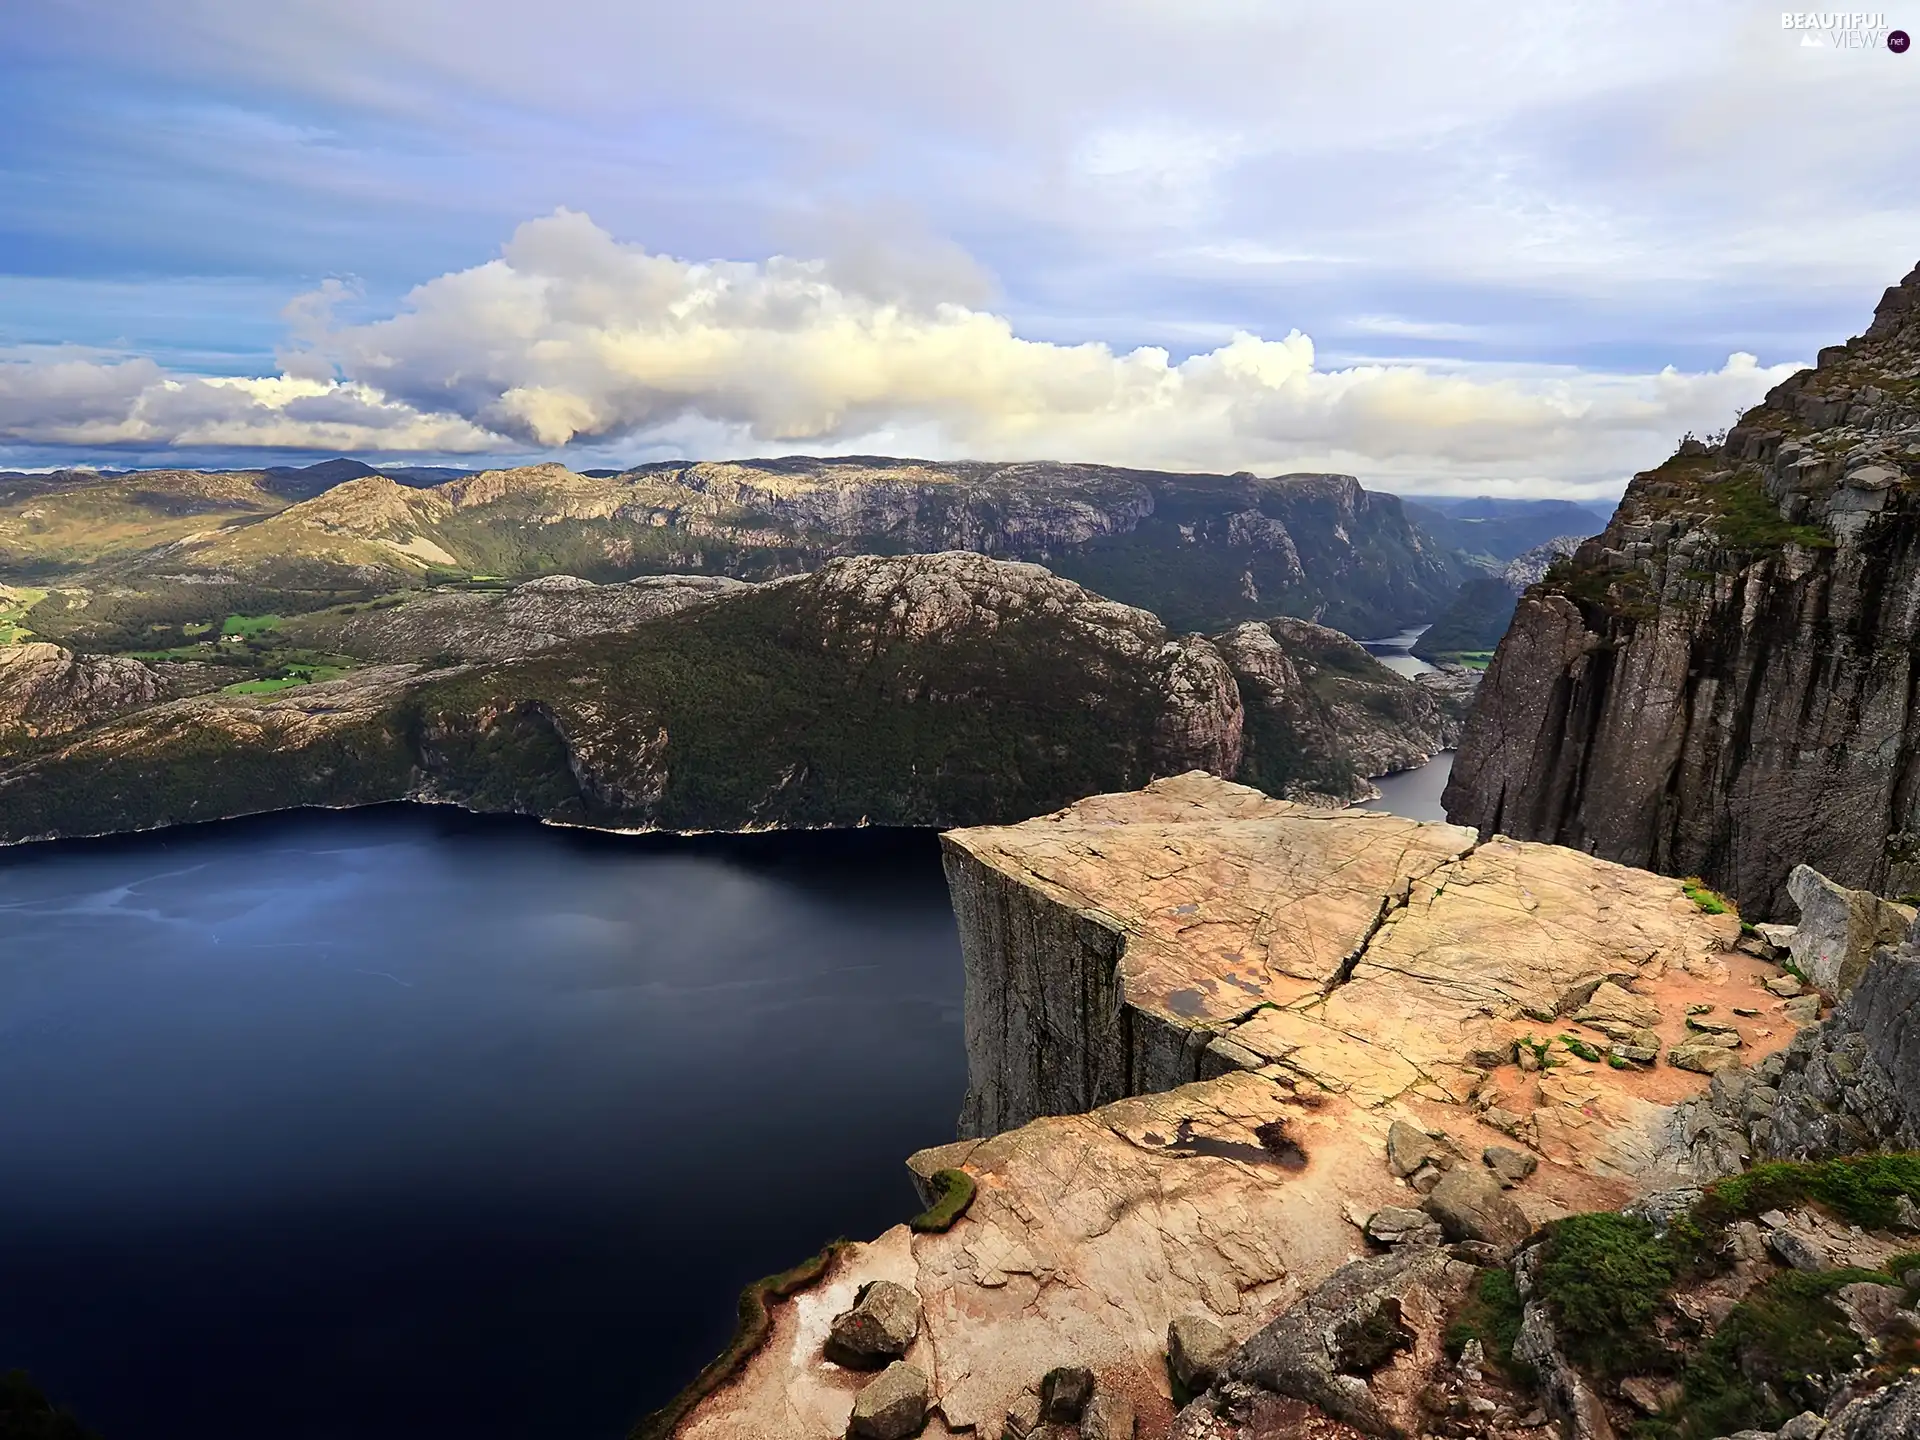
[0,809,965,1440]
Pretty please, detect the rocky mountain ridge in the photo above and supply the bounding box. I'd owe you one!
[0,554,1463,844]
[1445,260,1920,916]
[4,458,1474,645]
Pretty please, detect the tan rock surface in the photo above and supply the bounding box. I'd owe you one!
[683,1069,1398,1440]
[679,774,1813,1439]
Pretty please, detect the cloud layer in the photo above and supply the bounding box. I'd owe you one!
[0,213,1802,497]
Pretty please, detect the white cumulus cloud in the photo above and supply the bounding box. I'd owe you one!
[1,211,1807,497]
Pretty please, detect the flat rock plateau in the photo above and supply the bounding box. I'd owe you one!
[677,773,1818,1440]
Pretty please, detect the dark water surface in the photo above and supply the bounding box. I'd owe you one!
[0,809,965,1440]
[1359,751,1455,824]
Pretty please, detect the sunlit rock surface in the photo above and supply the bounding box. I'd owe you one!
[677,775,1817,1440]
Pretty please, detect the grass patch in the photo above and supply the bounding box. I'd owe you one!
[0,585,49,644]
[220,663,349,696]
[220,612,283,637]
[910,1168,977,1233]
[1558,1034,1603,1063]
[627,1239,852,1440]
[1519,1034,1558,1068]
[1700,468,1834,553]
[1681,877,1734,917]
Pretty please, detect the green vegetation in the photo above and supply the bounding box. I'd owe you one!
[1535,1213,1680,1380]
[409,584,1188,831]
[0,586,48,644]
[220,664,349,696]
[1558,1034,1603,1063]
[1701,467,1833,553]
[1542,556,1658,623]
[1681,877,1734,917]
[627,1240,853,1440]
[220,612,282,637]
[1444,1269,1530,1382]
[1492,1157,1920,1440]
[909,1169,977,1233]
[1697,1154,1920,1232]
[1412,577,1518,663]
[1647,1265,1915,1440]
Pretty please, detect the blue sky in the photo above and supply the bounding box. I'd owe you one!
[2,1,1916,495]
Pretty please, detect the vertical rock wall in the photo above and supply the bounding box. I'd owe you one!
[1444,261,1920,917]
[942,837,1206,1137]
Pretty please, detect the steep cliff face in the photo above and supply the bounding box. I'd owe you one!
[1446,261,1920,916]
[942,771,1748,1141]
[682,775,1836,1440]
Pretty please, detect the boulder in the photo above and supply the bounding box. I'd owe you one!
[1385,1119,1446,1178]
[1828,1373,1920,1440]
[1513,1298,1614,1440]
[1618,1375,1681,1416]
[1765,1227,1830,1273]
[1483,1145,1539,1188]
[1670,1042,1741,1075]
[849,1361,930,1440]
[1224,1247,1469,1439]
[1575,981,1662,1031]
[1787,866,1915,997]
[1167,1313,1235,1392]
[1081,1390,1136,1440]
[1423,1166,1532,1249]
[1765,973,1804,998]
[1834,1281,1907,1344]
[1756,922,1798,953]
[1784,993,1824,1024]
[825,1280,921,1368]
[1364,1205,1442,1246]
[1040,1367,1094,1424]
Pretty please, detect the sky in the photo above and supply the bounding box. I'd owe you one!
[1,2,1916,498]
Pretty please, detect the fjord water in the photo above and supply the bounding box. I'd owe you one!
[1358,624,1436,680]
[0,810,965,1440]
[1359,751,1455,824]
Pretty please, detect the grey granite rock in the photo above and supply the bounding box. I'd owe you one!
[1168,1313,1235,1392]
[1483,1145,1539,1187]
[1040,1367,1094,1423]
[1787,866,1915,998]
[849,1361,930,1440]
[1442,262,1920,918]
[1423,1167,1532,1249]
